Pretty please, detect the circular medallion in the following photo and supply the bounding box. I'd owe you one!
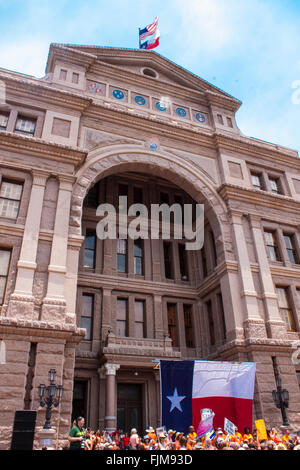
[134,95,146,106]
[176,107,187,117]
[89,83,102,94]
[113,89,125,100]
[195,113,207,123]
[155,101,167,112]
[149,143,158,151]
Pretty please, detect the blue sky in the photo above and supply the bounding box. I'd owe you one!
[1,0,300,153]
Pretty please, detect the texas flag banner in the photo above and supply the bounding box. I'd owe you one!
[139,17,160,50]
[160,360,256,434]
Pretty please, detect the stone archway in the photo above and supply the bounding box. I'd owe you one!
[69,143,233,261]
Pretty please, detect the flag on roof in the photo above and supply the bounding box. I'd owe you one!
[139,17,160,50]
[160,360,256,434]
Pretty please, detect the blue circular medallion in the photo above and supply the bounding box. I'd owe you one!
[155,101,167,112]
[176,107,187,117]
[113,89,125,100]
[134,95,146,106]
[195,113,207,123]
[149,143,158,151]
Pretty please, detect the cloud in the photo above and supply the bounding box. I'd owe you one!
[0,40,50,77]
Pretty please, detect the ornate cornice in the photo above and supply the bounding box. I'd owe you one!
[0,72,92,112]
[0,131,87,167]
[218,183,300,214]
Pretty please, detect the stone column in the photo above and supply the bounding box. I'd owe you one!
[248,215,286,338]
[41,176,73,322]
[8,171,47,319]
[153,294,164,339]
[64,236,84,324]
[104,363,120,432]
[231,211,266,338]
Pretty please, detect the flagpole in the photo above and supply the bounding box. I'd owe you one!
[138,28,141,49]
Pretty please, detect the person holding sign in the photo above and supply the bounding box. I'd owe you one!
[243,426,253,442]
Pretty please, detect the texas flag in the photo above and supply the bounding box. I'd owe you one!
[160,360,256,434]
[139,17,160,50]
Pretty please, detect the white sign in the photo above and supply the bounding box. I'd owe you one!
[224,418,235,437]
[156,426,166,436]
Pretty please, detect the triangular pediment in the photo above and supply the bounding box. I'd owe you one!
[47,44,241,107]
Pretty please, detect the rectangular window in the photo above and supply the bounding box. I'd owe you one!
[251,173,264,190]
[84,182,99,208]
[264,231,280,261]
[0,112,9,131]
[163,242,173,279]
[0,179,23,219]
[118,183,128,198]
[117,298,128,337]
[160,192,169,205]
[178,244,188,281]
[15,115,36,136]
[84,230,96,268]
[72,72,79,84]
[210,231,217,267]
[134,239,143,275]
[201,247,208,278]
[0,249,11,305]
[283,234,298,264]
[217,293,226,341]
[269,177,281,195]
[133,187,143,205]
[81,294,94,340]
[174,194,184,210]
[217,114,224,125]
[206,300,215,346]
[59,69,67,81]
[167,303,178,347]
[134,300,145,338]
[183,304,194,348]
[276,287,296,332]
[117,238,127,273]
[227,117,233,128]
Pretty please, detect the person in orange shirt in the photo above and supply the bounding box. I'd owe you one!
[231,426,243,444]
[281,430,293,445]
[146,426,157,444]
[243,426,253,442]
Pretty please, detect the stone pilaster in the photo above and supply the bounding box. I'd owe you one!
[7,171,47,320]
[41,177,73,322]
[248,215,286,338]
[231,212,267,338]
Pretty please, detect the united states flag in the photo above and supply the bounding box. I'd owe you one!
[139,16,159,44]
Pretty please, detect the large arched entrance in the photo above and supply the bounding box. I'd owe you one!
[69,144,240,431]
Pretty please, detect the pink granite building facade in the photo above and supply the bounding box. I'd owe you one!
[0,43,299,448]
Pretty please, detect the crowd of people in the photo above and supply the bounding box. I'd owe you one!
[67,417,300,451]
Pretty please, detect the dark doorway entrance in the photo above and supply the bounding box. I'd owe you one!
[72,381,87,424]
[117,384,143,434]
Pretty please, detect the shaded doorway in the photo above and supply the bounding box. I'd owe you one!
[117,384,143,434]
[72,381,87,424]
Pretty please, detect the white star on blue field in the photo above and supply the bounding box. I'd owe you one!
[167,388,186,413]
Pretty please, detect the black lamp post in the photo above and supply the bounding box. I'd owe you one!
[38,369,64,429]
[272,375,289,427]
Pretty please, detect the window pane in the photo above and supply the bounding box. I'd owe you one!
[72,72,79,84]
[82,294,93,317]
[284,235,292,250]
[270,179,279,194]
[59,69,67,80]
[117,299,127,321]
[167,303,177,346]
[85,233,96,250]
[84,249,95,268]
[80,317,92,340]
[117,253,126,272]
[0,113,8,129]
[0,276,7,304]
[135,322,144,338]
[135,300,144,322]
[276,287,289,308]
[251,174,262,189]
[0,199,20,218]
[0,250,11,276]
[133,187,143,204]
[0,181,22,200]
[179,244,188,280]
[117,320,127,337]
[15,116,36,134]
[117,239,127,254]
[134,257,142,275]
[183,304,194,348]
